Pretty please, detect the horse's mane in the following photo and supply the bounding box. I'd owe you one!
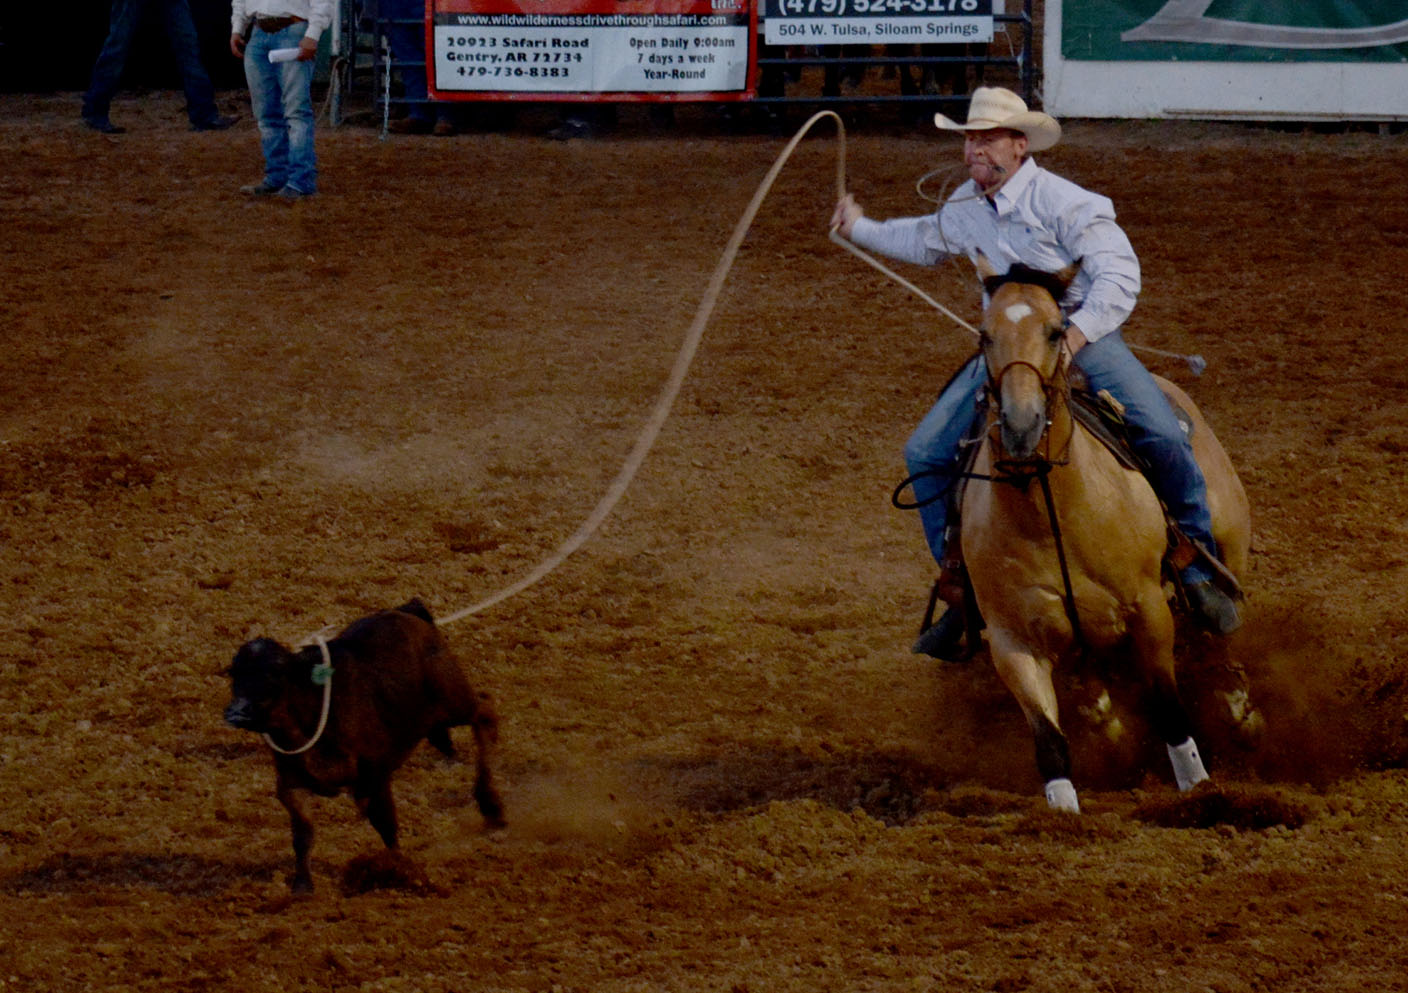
[983,264,1074,305]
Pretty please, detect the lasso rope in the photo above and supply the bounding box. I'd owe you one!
[435,110,854,629]
[295,111,1200,646]
[828,229,981,338]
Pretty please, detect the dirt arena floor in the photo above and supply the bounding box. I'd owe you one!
[3,85,1408,992]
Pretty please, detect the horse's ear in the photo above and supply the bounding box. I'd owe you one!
[1057,261,1081,291]
[973,250,998,282]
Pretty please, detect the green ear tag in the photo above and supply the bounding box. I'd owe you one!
[311,663,334,686]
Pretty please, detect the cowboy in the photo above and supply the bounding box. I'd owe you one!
[831,86,1241,660]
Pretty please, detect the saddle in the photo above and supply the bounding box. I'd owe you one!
[1070,386,1244,601]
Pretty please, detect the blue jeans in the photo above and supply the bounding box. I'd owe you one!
[83,0,219,125]
[905,332,1219,584]
[244,23,317,194]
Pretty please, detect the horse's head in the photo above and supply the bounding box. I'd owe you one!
[976,256,1080,461]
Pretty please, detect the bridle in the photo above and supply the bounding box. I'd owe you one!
[978,323,1090,655]
[981,328,1076,477]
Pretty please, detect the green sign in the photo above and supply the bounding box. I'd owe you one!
[1062,1,1408,62]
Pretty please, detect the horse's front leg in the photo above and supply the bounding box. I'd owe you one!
[1130,595,1210,791]
[988,629,1080,813]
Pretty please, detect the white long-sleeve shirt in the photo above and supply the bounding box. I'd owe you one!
[848,157,1141,343]
[232,0,337,43]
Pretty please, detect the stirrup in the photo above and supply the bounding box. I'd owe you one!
[914,575,984,662]
[912,607,974,661]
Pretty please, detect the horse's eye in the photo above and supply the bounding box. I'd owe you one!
[979,330,993,349]
[1047,325,1065,344]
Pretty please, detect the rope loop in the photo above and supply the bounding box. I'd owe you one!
[263,635,335,756]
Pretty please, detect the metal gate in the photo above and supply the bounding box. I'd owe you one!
[331,0,1034,126]
[753,1,1034,110]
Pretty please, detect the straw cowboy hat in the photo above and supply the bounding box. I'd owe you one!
[933,86,1061,152]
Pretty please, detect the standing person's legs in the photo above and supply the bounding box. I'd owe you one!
[1073,331,1240,632]
[384,0,433,128]
[274,25,319,195]
[83,0,145,126]
[158,0,220,126]
[243,26,289,189]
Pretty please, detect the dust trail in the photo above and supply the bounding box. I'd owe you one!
[1226,602,1408,786]
[903,600,1408,796]
[498,762,675,850]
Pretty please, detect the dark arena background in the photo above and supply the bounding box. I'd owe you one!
[1,2,247,93]
[3,1,1408,990]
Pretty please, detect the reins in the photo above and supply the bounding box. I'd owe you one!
[893,338,1091,655]
[1033,465,1088,655]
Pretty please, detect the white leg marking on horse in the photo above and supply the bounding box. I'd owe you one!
[1078,689,1127,744]
[1221,689,1267,746]
[1167,737,1209,791]
[1044,778,1080,813]
[1222,688,1254,725]
[1004,302,1034,323]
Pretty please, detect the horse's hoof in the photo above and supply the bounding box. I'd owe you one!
[1221,690,1266,749]
[1077,690,1127,744]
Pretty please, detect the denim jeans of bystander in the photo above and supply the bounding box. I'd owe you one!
[84,0,221,126]
[243,21,317,194]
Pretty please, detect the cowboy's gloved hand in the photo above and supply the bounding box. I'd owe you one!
[831,194,863,238]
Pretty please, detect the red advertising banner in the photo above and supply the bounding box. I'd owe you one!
[428,0,757,101]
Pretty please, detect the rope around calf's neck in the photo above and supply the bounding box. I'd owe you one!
[263,635,334,755]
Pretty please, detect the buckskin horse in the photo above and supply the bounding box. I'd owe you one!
[960,258,1254,813]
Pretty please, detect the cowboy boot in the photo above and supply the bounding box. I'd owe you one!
[912,606,970,660]
[1167,531,1243,636]
[911,567,984,662]
[1184,580,1242,636]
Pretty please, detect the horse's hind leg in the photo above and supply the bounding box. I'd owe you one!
[1132,599,1210,791]
[1192,633,1265,751]
[989,630,1080,812]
